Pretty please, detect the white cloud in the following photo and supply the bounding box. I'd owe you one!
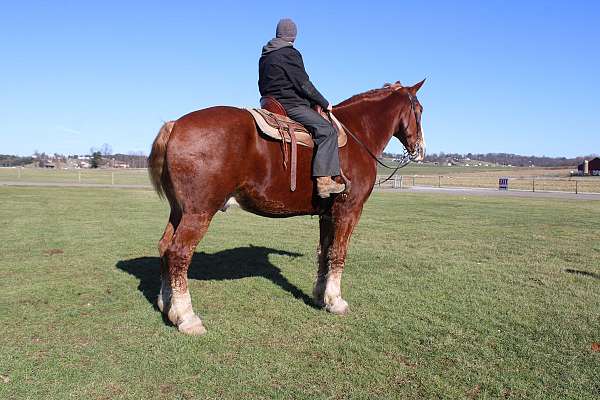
[55,125,82,136]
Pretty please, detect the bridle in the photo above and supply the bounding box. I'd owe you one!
[331,91,421,184]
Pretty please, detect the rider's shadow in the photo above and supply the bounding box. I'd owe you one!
[116,246,316,309]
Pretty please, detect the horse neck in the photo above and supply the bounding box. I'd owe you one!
[335,92,405,156]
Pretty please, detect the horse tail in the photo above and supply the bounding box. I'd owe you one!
[148,120,175,199]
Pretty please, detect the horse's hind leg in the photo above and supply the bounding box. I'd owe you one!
[157,210,181,313]
[163,211,215,335]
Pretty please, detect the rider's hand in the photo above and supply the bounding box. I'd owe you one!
[326,103,333,112]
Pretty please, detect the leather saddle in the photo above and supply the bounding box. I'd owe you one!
[246,96,347,192]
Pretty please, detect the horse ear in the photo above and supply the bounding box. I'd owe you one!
[410,79,426,94]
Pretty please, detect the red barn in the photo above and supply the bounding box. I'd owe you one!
[578,157,600,176]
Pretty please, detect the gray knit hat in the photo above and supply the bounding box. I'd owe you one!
[276,18,297,42]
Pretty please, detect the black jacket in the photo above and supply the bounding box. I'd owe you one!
[258,38,329,110]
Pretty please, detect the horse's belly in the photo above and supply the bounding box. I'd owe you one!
[232,127,324,217]
[233,186,319,218]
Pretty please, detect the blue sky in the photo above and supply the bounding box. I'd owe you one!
[1,1,598,157]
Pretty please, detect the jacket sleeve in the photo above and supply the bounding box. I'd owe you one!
[283,50,329,109]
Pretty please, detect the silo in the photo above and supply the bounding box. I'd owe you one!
[584,160,589,175]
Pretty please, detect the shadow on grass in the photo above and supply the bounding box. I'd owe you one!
[116,246,317,313]
[564,268,600,280]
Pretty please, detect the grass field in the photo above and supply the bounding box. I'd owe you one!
[375,163,600,193]
[3,165,600,193]
[382,175,600,193]
[1,187,599,399]
[0,167,149,185]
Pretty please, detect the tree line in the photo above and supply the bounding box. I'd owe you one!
[0,144,148,168]
[3,150,597,169]
[382,151,598,167]
[0,154,35,167]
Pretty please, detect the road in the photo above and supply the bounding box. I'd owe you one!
[380,185,600,200]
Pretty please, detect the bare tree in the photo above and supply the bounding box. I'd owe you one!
[100,143,113,157]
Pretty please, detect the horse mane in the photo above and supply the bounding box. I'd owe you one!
[335,81,404,108]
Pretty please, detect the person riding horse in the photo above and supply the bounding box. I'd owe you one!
[258,18,345,198]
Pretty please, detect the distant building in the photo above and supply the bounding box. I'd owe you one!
[578,157,600,176]
[112,160,129,168]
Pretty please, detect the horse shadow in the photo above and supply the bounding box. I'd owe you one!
[116,246,317,311]
[564,268,600,280]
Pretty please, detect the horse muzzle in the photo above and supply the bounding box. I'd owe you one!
[410,142,426,162]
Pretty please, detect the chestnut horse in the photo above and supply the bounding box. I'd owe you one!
[148,80,426,335]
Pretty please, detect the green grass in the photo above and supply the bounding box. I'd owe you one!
[1,187,599,399]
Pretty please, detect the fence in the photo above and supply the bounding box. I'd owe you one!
[0,167,150,186]
[3,167,600,194]
[374,174,600,194]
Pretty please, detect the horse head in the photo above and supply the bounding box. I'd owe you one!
[388,79,426,162]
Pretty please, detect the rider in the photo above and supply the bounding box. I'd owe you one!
[258,18,345,198]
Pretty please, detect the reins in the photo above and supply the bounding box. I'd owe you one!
[329,92,418,184]
[336,118,411,184]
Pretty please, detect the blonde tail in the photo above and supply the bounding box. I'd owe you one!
[148,121,175,199]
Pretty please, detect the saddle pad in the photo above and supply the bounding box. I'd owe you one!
[246,108,347,148]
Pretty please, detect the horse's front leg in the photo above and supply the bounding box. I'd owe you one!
[314,211,360,315]
[314,214,334,308]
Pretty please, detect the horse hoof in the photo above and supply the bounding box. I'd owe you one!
[178,315,207,336]
[326,298,349,315]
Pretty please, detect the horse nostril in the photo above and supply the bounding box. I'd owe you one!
[411,143,425,161]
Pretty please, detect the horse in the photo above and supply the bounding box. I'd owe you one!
[148,80,426,335]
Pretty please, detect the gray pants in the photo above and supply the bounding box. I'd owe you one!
[285,105,340,177]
